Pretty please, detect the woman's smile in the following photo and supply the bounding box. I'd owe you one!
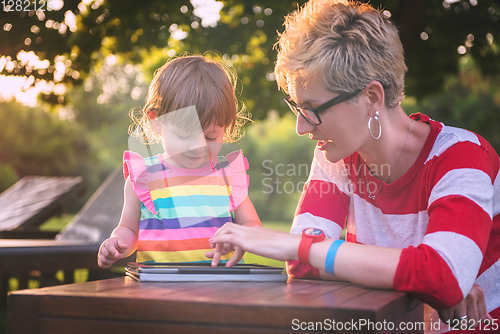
[316,139,331,150]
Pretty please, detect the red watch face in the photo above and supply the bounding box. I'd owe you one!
[303,228,324,237]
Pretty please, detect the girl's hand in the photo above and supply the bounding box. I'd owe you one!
[209,223,301,263]
[97,237,128,269]
[437,284,493,326]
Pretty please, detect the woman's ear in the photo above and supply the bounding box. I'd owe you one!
[365,81,385,113]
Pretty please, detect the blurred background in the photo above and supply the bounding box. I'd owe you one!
[1,0,499,225]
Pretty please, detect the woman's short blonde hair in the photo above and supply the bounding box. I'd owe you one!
[131,54,249,143]
[275,0,407,108]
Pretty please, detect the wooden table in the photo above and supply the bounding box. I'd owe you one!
[7,277,423,334]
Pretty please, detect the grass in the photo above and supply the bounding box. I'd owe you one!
[39,214,74,231]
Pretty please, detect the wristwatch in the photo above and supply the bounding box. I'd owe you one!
[298,228,325,265]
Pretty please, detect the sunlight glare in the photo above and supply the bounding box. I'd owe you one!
[0,75,53,106]
[49,0,64,11]
[65,10,78,32]
[191,0,223,28]
[0,52,58,106]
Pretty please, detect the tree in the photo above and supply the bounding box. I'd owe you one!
[0,99,92,191]
[406,56,500,153]
[1,0,499,119]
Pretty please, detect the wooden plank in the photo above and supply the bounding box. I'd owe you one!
[8,279,306,327]
[7,293,43,333]
[0,176,85,231]
[341,288,420,322]
[207,279,351,306]
[0,230,58,239]
[274,282,371,307]
[35,293,330,328]
[0,241,135,274]
[57,168,124,244]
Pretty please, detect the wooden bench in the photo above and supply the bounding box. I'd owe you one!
[0,176,85,238]
[0,169,135,309]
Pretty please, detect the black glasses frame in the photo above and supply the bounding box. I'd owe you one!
[284,89,362,125]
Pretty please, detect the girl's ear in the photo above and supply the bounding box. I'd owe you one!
[148,110,157,121]
[148,110,161,134]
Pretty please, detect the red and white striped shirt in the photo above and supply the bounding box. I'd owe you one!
[287,113,500,315]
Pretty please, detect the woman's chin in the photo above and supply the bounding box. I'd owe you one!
[322,148,343,165]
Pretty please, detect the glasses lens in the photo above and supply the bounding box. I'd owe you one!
[300,108,320,125]
[284,98,320,125]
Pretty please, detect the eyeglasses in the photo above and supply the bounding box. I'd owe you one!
[284,89,362,125]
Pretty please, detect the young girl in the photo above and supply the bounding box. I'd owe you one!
[98,55,261,268]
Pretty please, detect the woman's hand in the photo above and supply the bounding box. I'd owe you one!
[208,223,301,266]
[436,284,493,327]
[205,242,245,267]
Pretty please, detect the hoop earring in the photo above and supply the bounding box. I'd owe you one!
[368,111,382,140]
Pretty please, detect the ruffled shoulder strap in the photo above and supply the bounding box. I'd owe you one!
[123,151,157,215]
[226,150,249,211]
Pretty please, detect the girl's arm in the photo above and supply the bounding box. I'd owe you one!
[98,177,141,268]
[233,196,262,227]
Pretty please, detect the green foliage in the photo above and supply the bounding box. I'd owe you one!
[1,0,499,119]
[0,57,137,195]
[409,57,500,153]
[369,0,500,100]
[0,100,92,191]
[2,1,499,220]
[64,57,142,173]
[0,162,17,192]
[237,112,316,222]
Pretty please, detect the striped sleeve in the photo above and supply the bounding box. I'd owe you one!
[287,148,351,279]
[393,132,496,308]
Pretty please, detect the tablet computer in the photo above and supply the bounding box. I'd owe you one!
[125,262,287,282]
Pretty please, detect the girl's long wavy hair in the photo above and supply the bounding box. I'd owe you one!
[130,53,251,144]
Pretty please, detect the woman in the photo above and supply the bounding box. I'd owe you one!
[209,0,499,328]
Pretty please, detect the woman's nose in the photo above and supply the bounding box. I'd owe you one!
[296,114,315,136]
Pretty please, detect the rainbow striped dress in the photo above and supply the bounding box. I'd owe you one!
[124,150,249,263]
